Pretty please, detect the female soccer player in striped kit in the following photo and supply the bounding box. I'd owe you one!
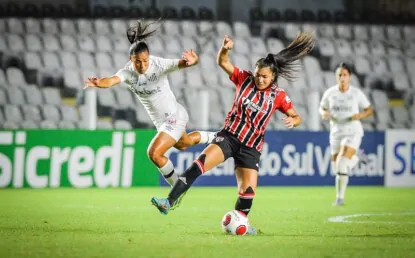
[151,32,315,234]
[84,20,216,187]
[320,63,373,206]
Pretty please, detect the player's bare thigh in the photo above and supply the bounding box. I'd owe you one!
[147,131,177,165]
[235,167,258,193]
[196,144,226,171]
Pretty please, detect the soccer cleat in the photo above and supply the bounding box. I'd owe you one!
[151,197,171,215]
[246,226,257,235]
[357,150,369,165]
[332,198,344,206]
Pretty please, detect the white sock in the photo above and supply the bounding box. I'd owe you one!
[338,175,349,199]
[158,159,178,186]
[350,155,359,169]
[332,161,340,198]
[198,131,216,144]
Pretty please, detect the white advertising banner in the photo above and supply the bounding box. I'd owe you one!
[385,130,415,187]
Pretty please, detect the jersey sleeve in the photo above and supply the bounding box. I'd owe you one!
[277,91,293,114]
[319,89,330,110]
[358,89,371,109]
[230,66,250,87]
[154,56,180,75]
[115,69,132,83]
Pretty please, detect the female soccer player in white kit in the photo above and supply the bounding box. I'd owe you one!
[84,20,216,186]
[319,63,373,206]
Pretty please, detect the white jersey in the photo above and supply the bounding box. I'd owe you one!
[116,55,181,126]
[320,85,371,137]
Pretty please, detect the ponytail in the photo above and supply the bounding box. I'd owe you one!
[127,19,161,56]
[256,32,315,82]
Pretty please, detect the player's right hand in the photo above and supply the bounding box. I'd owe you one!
[222,35,234,50]
[83,76,99,89]
[321,110,331,120]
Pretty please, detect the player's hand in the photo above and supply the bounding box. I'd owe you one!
[351,113,361,120]
[83,76,99,89]
[282,116,296,128]
[182,49,199,66]
[222,35,234,50]
[321,110,331,120]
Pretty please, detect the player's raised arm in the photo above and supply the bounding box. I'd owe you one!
[217,35,235,76]
[83,75,121,89]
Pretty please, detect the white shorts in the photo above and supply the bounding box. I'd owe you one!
[155,103,189,142]
[330,134,362,155]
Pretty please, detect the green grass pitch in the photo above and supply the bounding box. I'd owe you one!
[1,187,415,258]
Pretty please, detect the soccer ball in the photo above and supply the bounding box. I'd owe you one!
[221,210,249,235]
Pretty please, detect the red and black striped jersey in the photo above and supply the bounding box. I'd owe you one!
[223,66,293,152]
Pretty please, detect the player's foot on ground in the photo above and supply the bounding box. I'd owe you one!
[332,198,344,206]
[357,150,369,165]
[246,226,257,235]
[207,132,217,144]
[151,197,171,215]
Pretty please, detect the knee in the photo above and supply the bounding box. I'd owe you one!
[175,138,190,151]
[147,146,163,165]
[336,156,350,174]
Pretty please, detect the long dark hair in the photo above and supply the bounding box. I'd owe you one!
[256,32,315,82]
[127,19,160,56]
[336,62,352,75]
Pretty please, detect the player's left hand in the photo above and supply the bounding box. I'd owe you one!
[282,116,296,128]
[182,49,199,66]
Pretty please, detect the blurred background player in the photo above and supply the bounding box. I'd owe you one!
[84,20,216,187]
[151,32,315,235]
[319,63,374,206]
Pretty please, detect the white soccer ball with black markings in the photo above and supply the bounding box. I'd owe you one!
[221,210,249,236]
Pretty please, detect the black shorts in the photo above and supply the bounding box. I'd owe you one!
[211,130,261,170]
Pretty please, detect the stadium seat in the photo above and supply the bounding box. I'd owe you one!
[266,8,281,22]
[113,87,136,109]
[25,86,43,105]
[95,52,114,69]
[4,104,23,122]
[335,39,353,56]
[180,21,198,37]
[60,105,79,122]
[371,57,389,74]
[352,41,369,56]
[185,67,204,87]
[181,6,197,20]
[352,25,369,41]
[7,18,25,34]
[233,21,251,38]
[369,25,386,41]
[113,36,130,53]
[135,105,153,127]
[20,120,38,129]
[43,34,60,51]
[24,52,43,70]
[370,41,386,56]
[0,36,7,52]
[392,73,411,91]
[24,18,41,34]
[97,90,116,116]
[114,119,133,130]
[6,88,25,106]
[60,35,78,51]
[63,69,82,96]
[3,121,19,129]
[25,34,43,51]
[78,35,95,52]
[403,25,415,41]
[391,106,410,124]
[94,19,111,35]
[284,23,302,40]
[233,37,250,55]
[354,56,371,75]
[323,71,336,88]
[318,24,335,38]
[76,19,94,35]
[21,105,42,121]
[97,120,113,130]
[292,75,308,90]
[110,20,127,36]
[43,52,61,69]
[386,25,402,41]
[59,19,76,34]
[77,52,96,69]
[58,120,77,129]
[42,18,59,34]
[6,34,25,52]
[42,87,61,105]
[163,36,182,55]
[336,24,352,39]
[163,20,180,36]
[250,37,267,55]
[59,51,78,69]
[39,120,58,129]
[233,54,251,71]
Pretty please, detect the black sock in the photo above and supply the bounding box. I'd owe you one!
[167,154,206,205]
[235,186,255,215]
